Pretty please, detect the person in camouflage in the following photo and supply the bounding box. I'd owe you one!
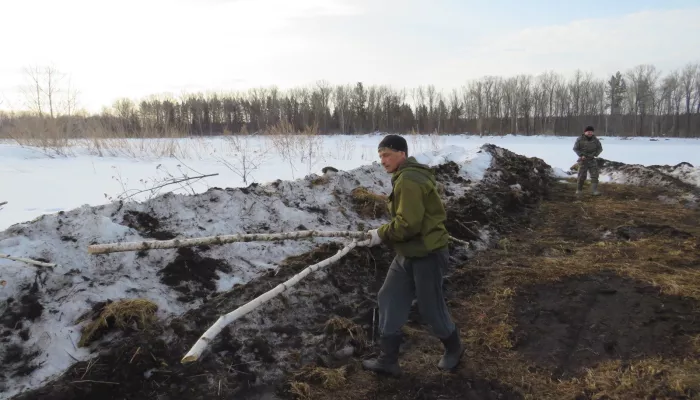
[362,134,464,377]
[573,126,603,196]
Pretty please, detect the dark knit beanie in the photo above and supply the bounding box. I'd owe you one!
[378,134,408,153]
[584,125,595,132]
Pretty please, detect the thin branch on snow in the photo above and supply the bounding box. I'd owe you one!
[181,238,370,364]
[87,230,369,254]
[0,253,56,268]
[0,201,7,207]
[114,172,219,201]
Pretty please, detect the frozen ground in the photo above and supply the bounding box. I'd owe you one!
[1,134,699,231]
[0,134,699,399]
[0,141,498,399]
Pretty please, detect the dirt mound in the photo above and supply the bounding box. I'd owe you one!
[121,210,176,240]
[158,247,232,301]
[595,157,700,201]
[7,144,555,400]
[443,145,551,243]
[513,271,700,379]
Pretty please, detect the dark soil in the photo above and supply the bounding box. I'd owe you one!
[13,146,700,400]
[158,247,233,301]
[615,223,694,240]
[7,144,551,400]
[1,293,44,331]
[442,145,551,243]
[121,210,176,240]
[432,161,470,185]
[513,271,700,378]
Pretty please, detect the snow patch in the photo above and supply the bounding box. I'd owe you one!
[0,144,496,399]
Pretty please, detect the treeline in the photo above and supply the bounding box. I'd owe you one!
[2,62,700,138]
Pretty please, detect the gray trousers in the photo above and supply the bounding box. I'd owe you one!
[377,247,456,340]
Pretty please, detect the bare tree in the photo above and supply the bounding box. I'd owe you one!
[680,63,698,134]
[43,65,64,118]
[333,84,352,133]
[467,80,484,133]
[217,127,269,185]
[315,80,332,131]
[22,65,44,116]
[626,64,661,136]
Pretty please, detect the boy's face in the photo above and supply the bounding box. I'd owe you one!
[378,148,406,173]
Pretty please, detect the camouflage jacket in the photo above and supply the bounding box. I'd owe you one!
[573,135,603,158]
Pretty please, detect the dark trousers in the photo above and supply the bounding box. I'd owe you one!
[377,247,456,340]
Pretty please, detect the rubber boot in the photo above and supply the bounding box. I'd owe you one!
[437,328,465,370]
[362,334,402,377]
[591,181,601,196]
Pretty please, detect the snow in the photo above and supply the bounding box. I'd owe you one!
[0,136,497,399]
[2,134,698,232]
[0,133,699,399]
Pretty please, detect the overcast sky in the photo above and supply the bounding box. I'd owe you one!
[1,0,699,112]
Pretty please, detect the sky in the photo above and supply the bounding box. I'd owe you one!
[1,0,699,113]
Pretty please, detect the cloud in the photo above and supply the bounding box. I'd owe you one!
[441,7,700,80]
[1,1,698,112]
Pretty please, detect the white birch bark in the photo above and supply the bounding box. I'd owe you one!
[449,236,471,246]
[181,238,369,364]
[88,230,368,255]
[0,253,56,268]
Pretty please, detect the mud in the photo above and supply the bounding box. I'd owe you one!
[513,271,700,378]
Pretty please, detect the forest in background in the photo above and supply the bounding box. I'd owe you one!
[1,62,700,139]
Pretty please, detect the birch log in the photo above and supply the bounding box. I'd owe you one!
[181,238,370,364]
[449,236,471,246]
[88,230,368,255]
[0,253,56,268]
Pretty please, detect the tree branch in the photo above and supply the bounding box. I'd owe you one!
[87,230,369,255]
[0,253,56,268]
[117,173,219,201]
[181,238,370,363]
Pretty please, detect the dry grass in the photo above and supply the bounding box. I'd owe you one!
[452,181,700,399]
[299,181,700,400]
[77,299,159,347]
[350,187,387,219]
[311,176,330,186]
[324,317,367,350]
[288,381,312,399]
[293,365,348,390]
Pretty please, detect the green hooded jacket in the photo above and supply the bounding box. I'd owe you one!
[377,157,449,258]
